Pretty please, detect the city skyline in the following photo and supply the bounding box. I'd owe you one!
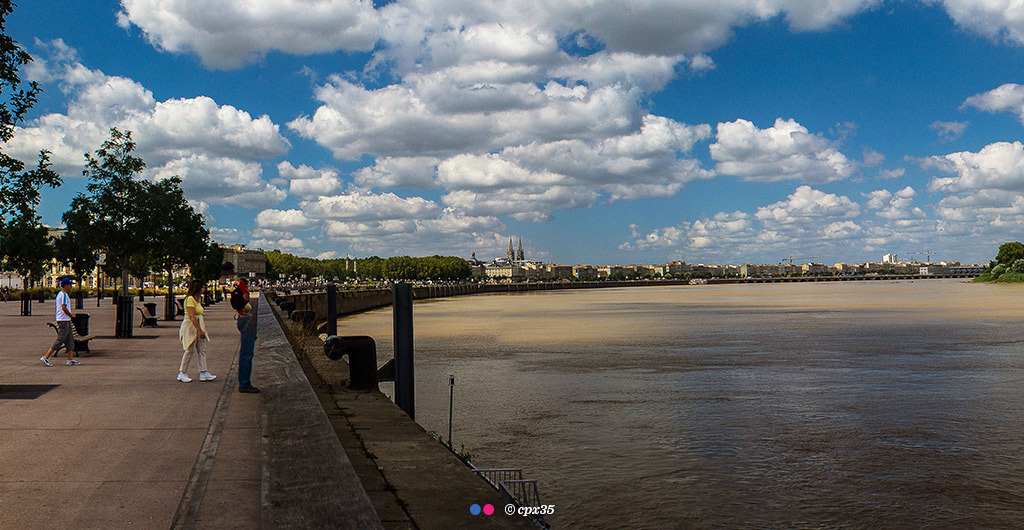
[9,1,1024,265]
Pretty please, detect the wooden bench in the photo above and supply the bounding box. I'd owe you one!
[48,322,96,355]
[137,306,159,327]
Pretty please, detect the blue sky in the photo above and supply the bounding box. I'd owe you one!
[10,1,1024,266]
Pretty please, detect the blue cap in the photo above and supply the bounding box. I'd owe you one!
[60,278,73,287]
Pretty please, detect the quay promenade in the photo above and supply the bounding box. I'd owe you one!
[0,294,380,529]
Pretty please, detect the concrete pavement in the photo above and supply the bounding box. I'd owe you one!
[0,293,380,529]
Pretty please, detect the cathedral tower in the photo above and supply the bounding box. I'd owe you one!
[516,237,524,261]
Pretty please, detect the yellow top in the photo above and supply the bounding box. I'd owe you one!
[185,295,203,316]
[179,295,209,351]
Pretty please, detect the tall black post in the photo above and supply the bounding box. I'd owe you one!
[20,279,30,316]
[448,374,455,446]
[393,282,414,420]
[326,283,338,337]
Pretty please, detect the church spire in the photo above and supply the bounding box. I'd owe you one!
[516,237,524,261]
[507,237,514,261]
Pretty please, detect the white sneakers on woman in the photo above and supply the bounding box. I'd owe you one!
[177,371,217,382]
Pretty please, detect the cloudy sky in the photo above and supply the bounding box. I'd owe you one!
[10,1,1024,265]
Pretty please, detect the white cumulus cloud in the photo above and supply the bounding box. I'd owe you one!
[117,0,380,69]
[711,118,855,183]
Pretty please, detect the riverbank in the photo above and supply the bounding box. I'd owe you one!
[266,293,538,530]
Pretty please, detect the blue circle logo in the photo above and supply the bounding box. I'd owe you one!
[470,503,482,515]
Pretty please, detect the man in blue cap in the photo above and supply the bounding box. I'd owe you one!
[41,278,80,366]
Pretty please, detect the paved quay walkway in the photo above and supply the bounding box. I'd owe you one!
[0,294,380,529]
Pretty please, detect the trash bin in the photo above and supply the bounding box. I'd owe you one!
[144,302,157,318]
[72,313,90,336]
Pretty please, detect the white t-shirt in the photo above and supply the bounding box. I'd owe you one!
[55,291,71,321]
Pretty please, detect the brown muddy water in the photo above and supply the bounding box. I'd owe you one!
[336,280,1024,529]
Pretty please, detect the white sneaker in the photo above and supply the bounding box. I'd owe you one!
[199,371,217,382]
[177,372,192,383]
[65,359,81,366]
[40,356,51,367]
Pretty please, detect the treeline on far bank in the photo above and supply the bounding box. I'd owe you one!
[265,250,472,282]
[975,242,1024,282]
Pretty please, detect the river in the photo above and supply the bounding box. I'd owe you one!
[336,280,1024,528]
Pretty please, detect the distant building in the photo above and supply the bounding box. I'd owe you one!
[221,244,267,277]
[883,253,899,264]
[573,265,598,279]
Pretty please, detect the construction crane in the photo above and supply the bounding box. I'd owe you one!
[906,250,938,262]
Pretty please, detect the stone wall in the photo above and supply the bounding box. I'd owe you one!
[270,280,690,322]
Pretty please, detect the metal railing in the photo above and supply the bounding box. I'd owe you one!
[472,468,548,528]
[472,468,523,490]
[499,479,543,509]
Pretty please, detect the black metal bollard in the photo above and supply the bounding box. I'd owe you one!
[392,283,414,420]
[326,283,338,337]
[324,335,378,390]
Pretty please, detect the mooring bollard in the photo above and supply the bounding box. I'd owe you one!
[290,310,316,330]
[324,335,378,390]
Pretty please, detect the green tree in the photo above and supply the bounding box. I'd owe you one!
[0,0,62,305]
[383,256,417,280]
[193,243,223,282]
[77,128,147,296]
[0,0,52,223]
[142,176,208,314]
[56,196,99,301]
[996,242,1024,265]
[1,153,61,306]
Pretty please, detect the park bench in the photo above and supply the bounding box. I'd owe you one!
[137,306,159,327]
[47,321,96,355]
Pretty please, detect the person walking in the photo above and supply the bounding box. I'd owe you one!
[2,286,8,302]
[41,278,80,366]
[177,280,216,383]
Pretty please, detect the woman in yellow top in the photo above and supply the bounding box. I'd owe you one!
[177,280,216,383]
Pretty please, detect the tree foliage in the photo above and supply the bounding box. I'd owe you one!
[144,176,209,278]
[193,243,223,282]
[996,242,1024,266]
[264,250,471,282]
[76,128,147,294]
[0,1,62,282]
[55,195,99,285]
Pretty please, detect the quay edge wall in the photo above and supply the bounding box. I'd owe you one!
[271,274,980,322]
[269,280,691,322]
